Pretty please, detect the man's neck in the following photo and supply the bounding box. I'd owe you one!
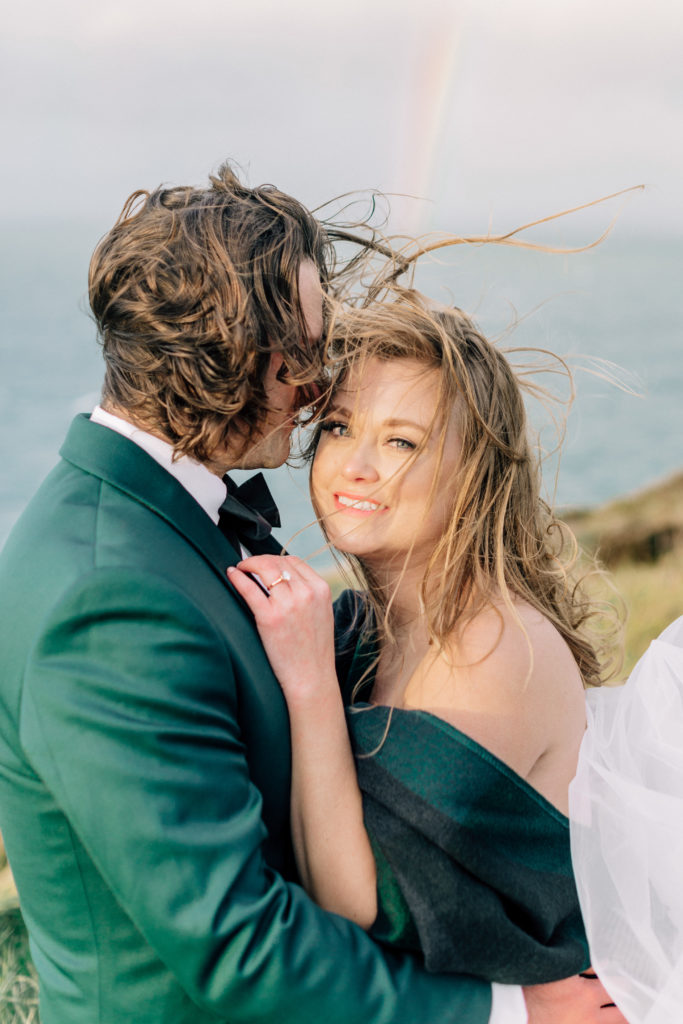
[99,401,168,443]
[100,400,239,478]
[91,404,229,524]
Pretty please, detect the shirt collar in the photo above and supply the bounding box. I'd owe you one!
[90,405,227,525]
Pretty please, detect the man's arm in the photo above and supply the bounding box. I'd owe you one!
[21,566,491,1024]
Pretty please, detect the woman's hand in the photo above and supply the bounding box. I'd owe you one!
[524,971,626,1024]
[227,555,337,704]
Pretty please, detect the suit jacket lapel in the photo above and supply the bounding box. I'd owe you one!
[60,415,253,611]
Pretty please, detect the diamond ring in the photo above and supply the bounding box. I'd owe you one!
[267,570,292,590]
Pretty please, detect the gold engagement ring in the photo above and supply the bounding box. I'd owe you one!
[267,570,291,590]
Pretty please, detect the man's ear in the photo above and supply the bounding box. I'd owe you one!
[266,352,287,385]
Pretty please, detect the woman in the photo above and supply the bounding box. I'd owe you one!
[228,294,617,987]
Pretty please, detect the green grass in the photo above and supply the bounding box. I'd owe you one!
[564,470,683,677]
[610,544,683,675]
[0,909,38,1024]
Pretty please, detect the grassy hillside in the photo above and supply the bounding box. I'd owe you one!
[564,469,683,675]
[0,846,37,1023]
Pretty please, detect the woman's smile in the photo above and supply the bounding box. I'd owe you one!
[333,491,388,516]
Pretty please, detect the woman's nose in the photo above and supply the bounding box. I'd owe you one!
[341,445,379,482]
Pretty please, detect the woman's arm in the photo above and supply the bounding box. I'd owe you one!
[228,555,378,928]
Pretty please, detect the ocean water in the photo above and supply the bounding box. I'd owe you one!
[1,220,681,568]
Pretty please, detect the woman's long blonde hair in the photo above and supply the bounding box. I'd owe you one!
[315,291,619,688]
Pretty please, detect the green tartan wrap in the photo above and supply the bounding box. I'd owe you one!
[335,591,589,984]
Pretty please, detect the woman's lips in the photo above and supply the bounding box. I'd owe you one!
[333,492,387,516]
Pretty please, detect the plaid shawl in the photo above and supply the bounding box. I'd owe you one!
[335,591,588,984]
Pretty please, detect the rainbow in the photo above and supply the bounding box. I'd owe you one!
[395,13,463,233]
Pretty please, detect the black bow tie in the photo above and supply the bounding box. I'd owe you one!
[218,473,281,547]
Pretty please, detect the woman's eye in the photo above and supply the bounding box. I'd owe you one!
[388,437,416,451]
[321,420,350,438]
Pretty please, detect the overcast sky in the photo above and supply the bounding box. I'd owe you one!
[2,0,682,237]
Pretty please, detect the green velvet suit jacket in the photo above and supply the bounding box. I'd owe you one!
[0,415,490,1024]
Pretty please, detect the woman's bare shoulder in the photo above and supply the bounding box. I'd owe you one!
[454,597,583,690]
[403,596,586,786]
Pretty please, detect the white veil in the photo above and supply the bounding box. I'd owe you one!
[569,616,683,1024]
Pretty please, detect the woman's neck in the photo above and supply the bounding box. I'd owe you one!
[369,559,426,628]
[364,559,433,705]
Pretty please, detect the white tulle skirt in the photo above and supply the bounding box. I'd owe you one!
[569,616,683,1024]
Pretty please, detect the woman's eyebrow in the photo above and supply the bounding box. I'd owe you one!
[325,403,353,418]
[384,418,427,432]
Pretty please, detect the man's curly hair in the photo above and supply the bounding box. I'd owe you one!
[89,162,333,462]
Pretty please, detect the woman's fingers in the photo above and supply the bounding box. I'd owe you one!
[228,556,329,630]
[268,555,326,585]
[237,555,299,589]
[234,556,331,614]
[226,565,272,610]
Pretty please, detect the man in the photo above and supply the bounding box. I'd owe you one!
[0,164,622,1023]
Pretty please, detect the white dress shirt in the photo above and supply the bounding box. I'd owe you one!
[90,405,227,523]
[90,404,527,1024]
